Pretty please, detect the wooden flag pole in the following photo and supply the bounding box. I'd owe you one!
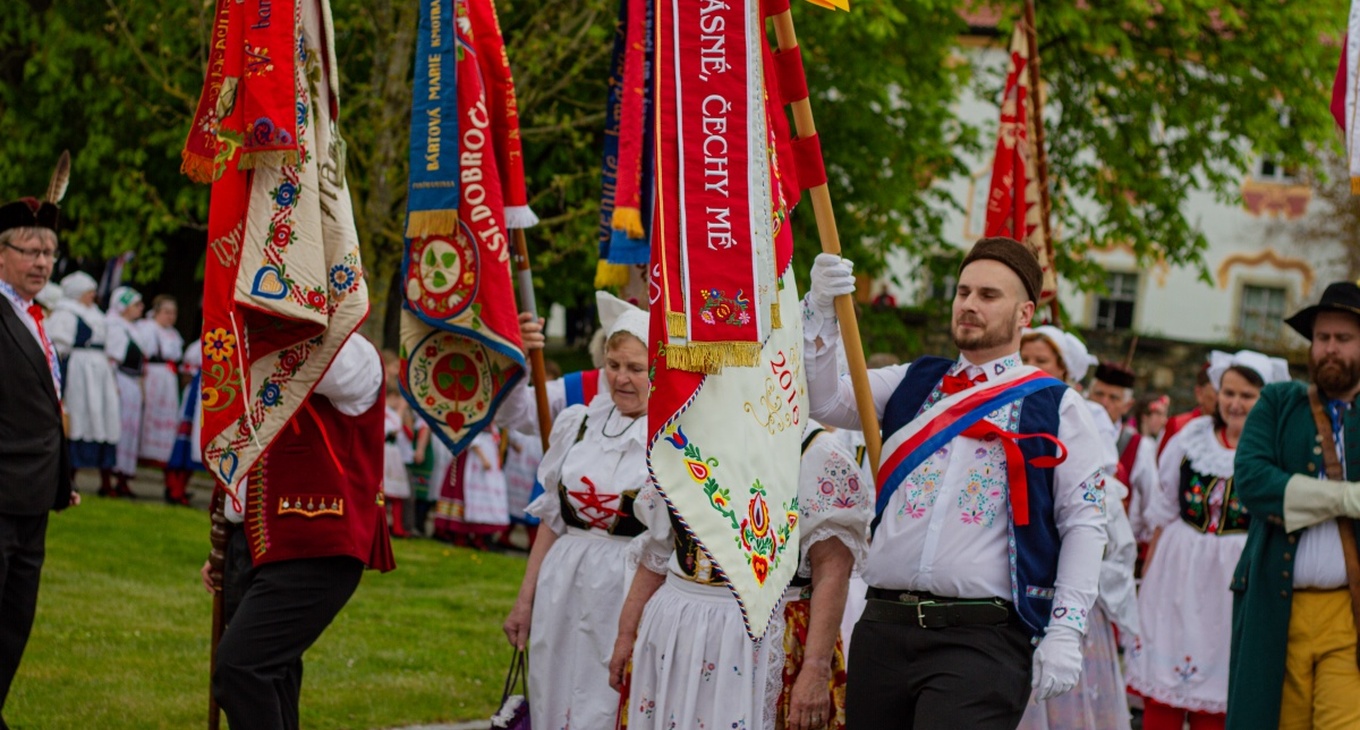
[1023,0,1061,326]
[769,7,882,476]
[206,490,229,730]
[512,228,555,451]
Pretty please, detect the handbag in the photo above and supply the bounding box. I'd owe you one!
[489,647,531,730]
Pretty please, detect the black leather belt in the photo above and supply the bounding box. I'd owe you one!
[862,586,1011,629]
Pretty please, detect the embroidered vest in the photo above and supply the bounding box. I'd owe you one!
[555,413,646,537]
[1177,458,1249,535]
[880,356,1065,638]
[244,388,395,572]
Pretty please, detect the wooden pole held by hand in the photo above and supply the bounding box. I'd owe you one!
[769,7,882,476]
[512,228,555,451]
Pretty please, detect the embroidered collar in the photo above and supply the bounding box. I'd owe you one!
[1177,415,1235,478]
[0,279,32,311]
[953,352,1023,379]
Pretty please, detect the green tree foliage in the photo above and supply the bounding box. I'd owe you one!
[0,0,1345,321]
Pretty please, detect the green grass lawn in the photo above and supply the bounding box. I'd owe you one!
[8,497,525,729]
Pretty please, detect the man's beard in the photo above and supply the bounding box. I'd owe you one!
[1313,353,1360,396]
[952,309,1017,352]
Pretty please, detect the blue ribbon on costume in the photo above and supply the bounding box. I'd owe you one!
[405,0,459,235]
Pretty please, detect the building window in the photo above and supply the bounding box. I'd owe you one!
[1257,157,1297,182]
[1239,284,1287,345]
[1094,272,1138,331]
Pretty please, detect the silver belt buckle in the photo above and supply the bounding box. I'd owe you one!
[915,600,937,628]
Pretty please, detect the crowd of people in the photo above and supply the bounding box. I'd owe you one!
[5,163,1359,729]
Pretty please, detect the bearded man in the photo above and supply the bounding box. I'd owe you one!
[1229,282,1360,730]
[804,237,1107,729]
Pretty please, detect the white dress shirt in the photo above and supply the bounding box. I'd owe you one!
[803,299,1107,634]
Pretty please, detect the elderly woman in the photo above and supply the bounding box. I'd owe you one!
[1126,350,1290,730]
[1018,325,1140,730]
[500,291,652,729]
[47,271,120,490]
[607,421,870,730]
[105,286,149,498]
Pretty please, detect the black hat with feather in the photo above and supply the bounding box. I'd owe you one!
[0,151,71,235]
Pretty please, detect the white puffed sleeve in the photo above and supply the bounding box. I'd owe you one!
[46,307,77,356]
[629,480,675,575]
[525,403,589,536]
[796,431,873,578]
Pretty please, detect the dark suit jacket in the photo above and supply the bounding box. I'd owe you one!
[0,298,71,514]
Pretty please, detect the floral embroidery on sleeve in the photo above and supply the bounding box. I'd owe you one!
[1049,604,1089,633]
[1079,472,1107,515]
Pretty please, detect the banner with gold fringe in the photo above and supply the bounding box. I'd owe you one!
[399,0,526,456]
[647,0,801,641]
[406,0,460,239]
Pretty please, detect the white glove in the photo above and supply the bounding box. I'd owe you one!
[1032,624,1083,700]
[808,253,855,316]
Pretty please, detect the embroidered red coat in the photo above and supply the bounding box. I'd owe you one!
[242,389,395,572]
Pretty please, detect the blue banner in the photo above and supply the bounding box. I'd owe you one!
[406,0,459,236]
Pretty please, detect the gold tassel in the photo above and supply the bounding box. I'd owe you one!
[180,151,217,185]
[406,210,460,239]
[665,341,762,373]
[667,311,687,338]
[237,149,301,171]
[594,260,631,288]
[611,206,646,239]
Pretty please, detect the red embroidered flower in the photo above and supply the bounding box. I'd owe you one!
[279,350,301,372]
[271,224,292,248]
[425,345,438,358]
[751,555,769,585]
[748,492,770,539]
[305,290,327,310]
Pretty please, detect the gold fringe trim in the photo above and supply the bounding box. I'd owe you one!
[406,210,459,239]
[611,206,646,239]
[237,149,300,172]
[667,311,687,338]
[180,150,216,185]
[770,302,782,330]
[665,341,762,373]
[1351,176,1360,195]
[594,260,631,288]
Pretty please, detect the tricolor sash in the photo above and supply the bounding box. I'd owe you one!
[875,368,1068,532]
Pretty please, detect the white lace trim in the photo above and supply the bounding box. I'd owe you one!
[796,525,867,579]
[629,539,670,575]
[761,605,787,730]
[1125,675,1227,715]
[1176,416,1235,478]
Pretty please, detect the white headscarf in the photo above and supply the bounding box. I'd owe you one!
[60,271,97,301]
[109,286,141,318]
[34,283,63,312]
[596,290,648,348]
[1207,349,1291,389]
[1025,325,1098,384]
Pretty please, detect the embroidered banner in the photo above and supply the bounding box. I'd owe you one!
[659,0,775,372]
[983,27,1057,305]
[400,0,526,456]
[406,0,460,238]
[648,0,801,641]
[466,0,538,229]
[189,0,370,500]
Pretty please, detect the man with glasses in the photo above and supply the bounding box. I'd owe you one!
[0,152,77,730]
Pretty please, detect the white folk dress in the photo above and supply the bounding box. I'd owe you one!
[525,394,649,730]
[503,428,543,524]
[134,319,184,465]
[106,314,152,476]
[1126,416,1245,714]
[47,298,120,464]
[461,430,509,526]
[383,405,412,499]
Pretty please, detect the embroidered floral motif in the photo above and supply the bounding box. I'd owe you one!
[898,457,945,519]
[1174,655,1199,683]
[805,451,867,515]
[1049,604,1088,632]
[1080,475,1106,515]
[697,288,752,327]
[700,660,715,682]
[958,448,1006,527]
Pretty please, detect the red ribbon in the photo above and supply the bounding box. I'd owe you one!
[957,420,1067,527]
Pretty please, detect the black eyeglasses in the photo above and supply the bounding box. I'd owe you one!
[2,242,59,262]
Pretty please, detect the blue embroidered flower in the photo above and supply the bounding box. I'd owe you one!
[261,381,282,406]
[329,264,355,292]
[275,182,297,208]
[296,101,308,127]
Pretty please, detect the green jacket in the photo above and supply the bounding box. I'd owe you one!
[1227,380,1360,729]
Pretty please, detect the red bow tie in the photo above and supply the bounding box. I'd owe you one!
[940,370,987,396]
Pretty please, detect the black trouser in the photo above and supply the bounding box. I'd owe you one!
[0,513,48,730]
[214,529,364,730]
[846,604,1035,730]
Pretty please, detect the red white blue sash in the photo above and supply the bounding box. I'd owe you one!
[875,368,1067,531]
